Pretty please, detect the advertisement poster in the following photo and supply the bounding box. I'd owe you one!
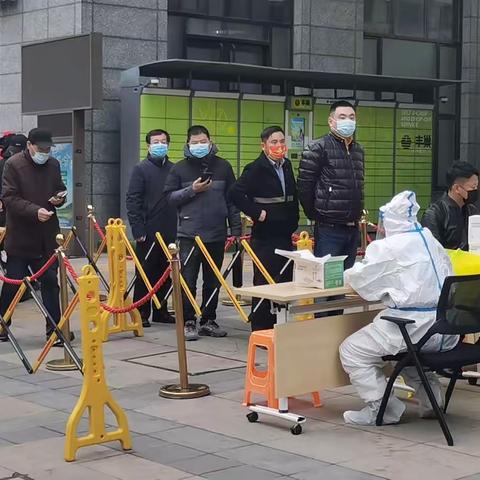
[51,143,73,228]
[290,116,305,149]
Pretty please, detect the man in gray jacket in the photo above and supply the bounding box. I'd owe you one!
[164,125,241,340]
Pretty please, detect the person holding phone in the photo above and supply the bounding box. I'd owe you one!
[164,125,241,341]
[0,128,67,344]
[229,126,299,331]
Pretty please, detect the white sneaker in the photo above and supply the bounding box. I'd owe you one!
[344,397,406,426]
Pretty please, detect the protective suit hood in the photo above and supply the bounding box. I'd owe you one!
[382,190,419,237]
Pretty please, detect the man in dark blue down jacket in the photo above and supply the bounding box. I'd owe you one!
[298,100,364,315]
[164,125,241,341]
[298,100,364,267]
[126,129,177,328]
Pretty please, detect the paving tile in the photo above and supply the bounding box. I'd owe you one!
[0,397,53,421]
[168,454,242,475]
[41,376,84,390]
[131,435,204,464]
[0,426,63,444]
[339,443,480,480]
[137,396,288,443]
[292,465,387,479]
[83,453,191,480]
[149,426,249,453]
[202,465,282,480]
[31,463,122,480]
[16,389,79,412]
[123,410,179,434]
[262,422,415,465]
[0,437,121,472]
[0,379,45,396]
[218,444,329,475]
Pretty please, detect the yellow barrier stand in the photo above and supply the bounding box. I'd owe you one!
[33,236,107,373]
[195,236,249,323]
[295,231,314,321]
[101,219,143,341]
[155,232,202,317]
[65,265,132,462]
[241,239,275,284]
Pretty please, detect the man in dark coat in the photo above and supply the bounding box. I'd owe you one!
[0,128,66,343]
[229,126,299,331]
[126,129,177,328]
[164,125,241,341]
[298,100,364,269]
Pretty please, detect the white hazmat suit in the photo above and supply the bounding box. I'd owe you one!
[339,191,458,425]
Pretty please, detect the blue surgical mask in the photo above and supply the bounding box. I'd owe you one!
[150,143,168,158]
[336,119,356,138]
[32,152,49,165]
[189,143,210,158]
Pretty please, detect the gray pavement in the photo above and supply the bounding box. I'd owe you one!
[0,254,479,480]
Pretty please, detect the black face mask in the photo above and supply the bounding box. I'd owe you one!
[465,189,479,205]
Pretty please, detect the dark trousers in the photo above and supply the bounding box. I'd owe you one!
[0,255,60,336]
[249,235,293,331]
[133,237,171,322]
[314,224,360,316]
[179,238,224,325]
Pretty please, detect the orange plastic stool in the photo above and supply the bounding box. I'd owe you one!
[244,329,322,409]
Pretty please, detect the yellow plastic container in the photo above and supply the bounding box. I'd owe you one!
[446,249,480,275]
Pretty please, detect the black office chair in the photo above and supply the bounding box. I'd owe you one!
[376,274,480,446]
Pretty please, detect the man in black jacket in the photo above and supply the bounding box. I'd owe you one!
[298,100,364,268]
[126,129,177,328]
[421,161,479,250]
[229,126,298,331]
[164,125,241,340]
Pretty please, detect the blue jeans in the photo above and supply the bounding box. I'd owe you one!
[314,225,360,316]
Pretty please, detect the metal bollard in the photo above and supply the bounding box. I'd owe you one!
[159,244,210,399]
[46,234,78,371]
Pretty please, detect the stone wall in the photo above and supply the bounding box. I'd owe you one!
[0,0,168,224]
[293,0,364,74]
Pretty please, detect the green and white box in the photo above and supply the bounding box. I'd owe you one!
[275,249,347,289]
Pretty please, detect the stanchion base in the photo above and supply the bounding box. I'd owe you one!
[46,358,79,371]
[159,383,210,399]
[222,298,251,307]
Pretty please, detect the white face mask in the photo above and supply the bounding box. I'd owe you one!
[32,152,49,165]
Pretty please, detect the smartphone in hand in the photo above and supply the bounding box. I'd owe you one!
[200,171,213,183]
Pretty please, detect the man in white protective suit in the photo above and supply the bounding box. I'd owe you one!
[339,190,459,426]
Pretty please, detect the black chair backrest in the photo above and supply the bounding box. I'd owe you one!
[434,274,480,335]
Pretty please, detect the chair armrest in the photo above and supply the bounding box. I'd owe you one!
[380,316,416,326]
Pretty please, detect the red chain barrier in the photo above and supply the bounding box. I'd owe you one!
[100,266,171,314]
[0,254,57,286]
[92,218,106,241]
[63,257,79,282]
[224,236,236,252]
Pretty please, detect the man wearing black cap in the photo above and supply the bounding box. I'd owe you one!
[0,128,67,344]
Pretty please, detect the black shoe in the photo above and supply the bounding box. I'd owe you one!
[49,331,75,347]
[142,318,151,328]
[152,313,175,324]
[199,320,227,338]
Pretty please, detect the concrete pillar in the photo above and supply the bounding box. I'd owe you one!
[460,0,480,167]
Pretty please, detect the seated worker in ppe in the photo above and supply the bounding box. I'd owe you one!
[339,191,459,426]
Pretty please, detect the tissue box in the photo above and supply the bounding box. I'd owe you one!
[275,249,347,289]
